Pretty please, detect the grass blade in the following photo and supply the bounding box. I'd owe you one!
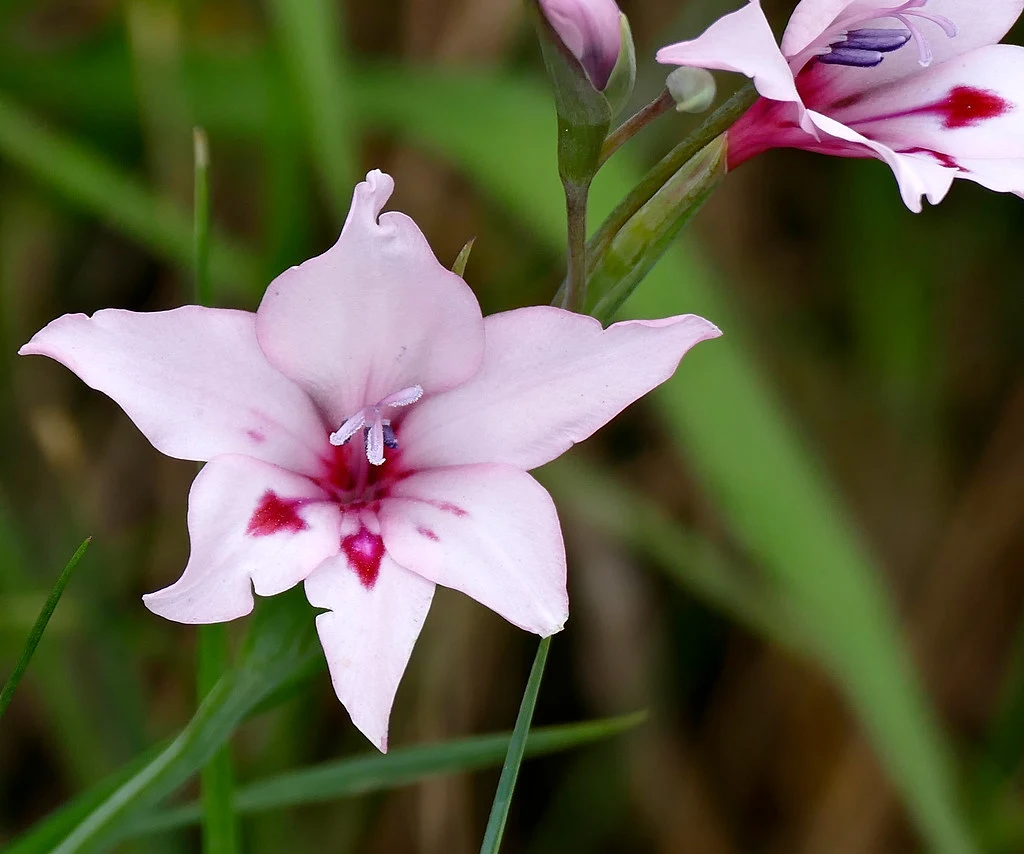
[0,89,259,297]
[126,711,643,836]
[0,537,90,721]
[480,636,551,854]
[265,0,357,221]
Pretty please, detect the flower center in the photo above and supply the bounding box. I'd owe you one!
[329,384,423,466]
[819,1,957,68]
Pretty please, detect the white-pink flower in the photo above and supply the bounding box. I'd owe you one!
[657,0,1024,211]
[20,170,720,751]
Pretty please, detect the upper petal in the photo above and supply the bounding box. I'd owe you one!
[782,0,862,58]
[143,454,341,623]
[398,306,721,471]
[19,307,326,473]
[538,0,623,89]
[379,464,568,636]
[657,1,806,116]
[255,170,485,427]
[306,544,434,753]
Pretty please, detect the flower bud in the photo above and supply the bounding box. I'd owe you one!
[665,67,717,114]
[538,0,623,90]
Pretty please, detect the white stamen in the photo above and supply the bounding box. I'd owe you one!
[330,383,424,464]
[379,385,423,408]
[329,411,365,446]
[366,414,385,466]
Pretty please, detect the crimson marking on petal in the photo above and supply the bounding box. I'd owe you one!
[342,527,385,588]
[246,429,267,443]
[904,146,960,170]
[436,501,468,517]
[417,526,439,542]
[931,86,1011,129]
[247,490,309,537]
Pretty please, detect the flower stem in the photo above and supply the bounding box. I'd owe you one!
[193,126,240,854]
[599,88,675,167]
[560,180,590,311]
[586,82,757,277]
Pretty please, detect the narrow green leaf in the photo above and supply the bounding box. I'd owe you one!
[452,237,476,278]
[42,589,322,854]
[0,538,90,721]
[126,711,643,836]
[192,125,239,854]
[0,89,259,297]
[480,636,551,854]
[265,0,357,221]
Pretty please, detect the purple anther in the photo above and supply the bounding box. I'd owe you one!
[382,423,399,449]
[819,47,886,67]
[840,28,912,52]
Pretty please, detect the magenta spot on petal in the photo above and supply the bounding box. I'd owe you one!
[246,429,267,444]
[342,527,385,588]
[904,146,960,170]
[247,491,309,536]
[930,86,1011,129]
[436,502,467,518]
[417,526,439,542]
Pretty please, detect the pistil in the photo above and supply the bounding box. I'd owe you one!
[330,384,423,466]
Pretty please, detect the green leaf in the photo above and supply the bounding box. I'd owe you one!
[36,589,322,854]
[265,0,358,222]
[0,538,90,721]
[125,711,643,836]
[480,636,551,854]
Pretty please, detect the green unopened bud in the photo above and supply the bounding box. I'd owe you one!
[586,136,727,320]
[665,67,717,114]
[601,14,637,117]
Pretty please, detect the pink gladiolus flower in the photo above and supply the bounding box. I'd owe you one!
[20,170,720,751]
[657,0,1024,211]
[539,0,624,89]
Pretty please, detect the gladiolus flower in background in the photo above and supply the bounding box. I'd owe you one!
[657,0,1024,211]
[20,170,720,751]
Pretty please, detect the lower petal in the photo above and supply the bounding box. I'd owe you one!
[807,110,957,210]
[144,455,341,623]
[305,549,435,752]
[379,464,568,637]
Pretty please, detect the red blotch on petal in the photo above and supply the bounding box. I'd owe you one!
[436,502,468,518]
[931,86,1011,129]
[417,526,439,542]
[247,491,309,536]
[342,527,385,588]
[246,429,267,443]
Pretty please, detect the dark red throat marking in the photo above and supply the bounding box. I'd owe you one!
[342,527,385,588]
[932,86,1011,129]
[417,526,439,542]
[247,491,309,537]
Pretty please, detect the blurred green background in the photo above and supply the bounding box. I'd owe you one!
[1,0,1023,851]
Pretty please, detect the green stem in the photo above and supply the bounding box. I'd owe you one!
[193,126,239,853]
[561,181,590,311]
[479,636,551,853]
[599,88,674,167]
[585,83,756,276]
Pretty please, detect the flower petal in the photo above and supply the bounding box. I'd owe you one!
[398,307,720,471]
[379,464,568,637]
[305,549,434,752]
[657,1,805,111]
[255,170,485,426]
[807,109,957,210]
[19,307,326,473]
[838,45,1024,159]
[539,0,623,89]
[144,455,340,623]
[951,155,1024,193]
[782,0,862,58]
